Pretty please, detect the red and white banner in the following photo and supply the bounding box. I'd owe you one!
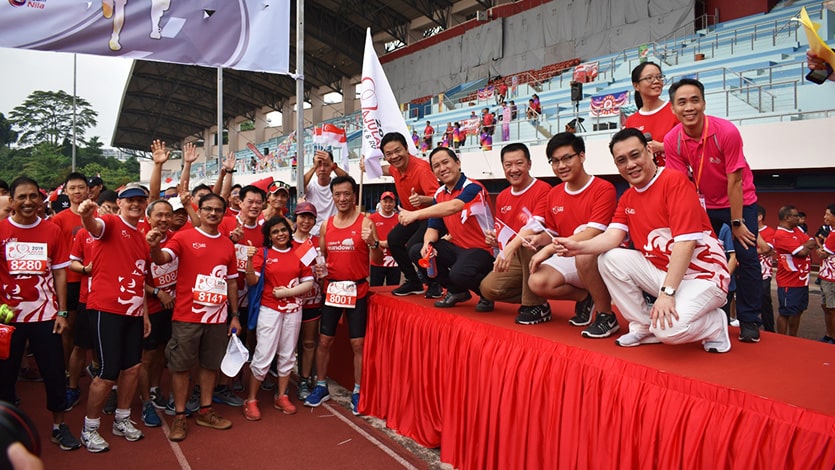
[573,61,599,83]
[477,86,494,101]
[313,124,350,170]
[360,28,417,180]
[590,91,628,117]
[0,0,290,74]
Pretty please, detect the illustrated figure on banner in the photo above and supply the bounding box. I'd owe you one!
[103,0,172,51]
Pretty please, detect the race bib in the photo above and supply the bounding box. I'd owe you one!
[6,242,48,275]
[192,274,228,306]
[234,244,249,272]
[151,259,178,288]
[324,281,357,309]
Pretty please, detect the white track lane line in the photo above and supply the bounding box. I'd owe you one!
[322,402,419,470]
[160,415,192,470]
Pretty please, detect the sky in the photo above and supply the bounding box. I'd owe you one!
[0,47,133,148]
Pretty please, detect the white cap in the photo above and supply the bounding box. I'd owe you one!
[220,333,250,377]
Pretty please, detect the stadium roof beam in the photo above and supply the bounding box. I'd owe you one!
[408,0,454,29]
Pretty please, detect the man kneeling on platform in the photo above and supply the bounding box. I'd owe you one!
[479,143,552,324]
[398,148,496,312]
[552,129,732,352]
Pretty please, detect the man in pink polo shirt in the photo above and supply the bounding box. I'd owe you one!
[664,78,762,344]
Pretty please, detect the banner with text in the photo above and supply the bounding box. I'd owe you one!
[589,91,628,117]
[0,0,290,74]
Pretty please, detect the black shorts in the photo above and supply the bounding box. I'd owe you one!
[73,302,93,349]
[143,309,173,350]
[91,310,143,381]
[302,307,321,323]
[66,282,80,311]
[320,295,368,339]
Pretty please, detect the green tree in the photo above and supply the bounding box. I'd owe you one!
[0,113,17,147]
[9,90,98,147]
[20,143,70,189]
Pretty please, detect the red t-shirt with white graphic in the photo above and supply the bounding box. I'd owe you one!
[162,228,238,324]
[294,235,322,308]
[610,168,730,291]
[69,228,95,304]
[535,176,616,237]
[772,226,813,287]
[496,178,552,233]
[252,246,314,312]
[51,208,86,283]
[819,231,835,283]
[86,215,150,317]
[0,217,69,323]
[369,211,399,268]
[146,236,178,315]
[758,225,776,280]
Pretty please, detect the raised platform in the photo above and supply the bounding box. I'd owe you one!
[360,287,835,470]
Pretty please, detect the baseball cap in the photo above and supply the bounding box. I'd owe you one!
[51,194,70,214]
[168,198,185,212]
[268,180,291,195]
[88,176,104,187]
[294,201,317,217]
[380,191,395,201]
[118,184,149,199]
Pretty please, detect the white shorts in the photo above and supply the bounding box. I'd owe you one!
[540,254,583,288]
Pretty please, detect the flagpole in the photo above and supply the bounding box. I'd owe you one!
[295,0,305,199]
[358,164,364,212]
[217,67,223,170]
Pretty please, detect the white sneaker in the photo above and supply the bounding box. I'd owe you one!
[729,318,739,327]
[615,331,661,348]
[704,323,732,354]
[113,417,144,441]
[81,427,110,453]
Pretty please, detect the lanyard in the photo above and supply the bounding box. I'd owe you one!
[680,116,710,189]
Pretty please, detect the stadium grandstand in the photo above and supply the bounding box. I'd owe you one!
[124,0,835,224]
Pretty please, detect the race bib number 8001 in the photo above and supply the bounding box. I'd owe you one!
[325,281,357,309]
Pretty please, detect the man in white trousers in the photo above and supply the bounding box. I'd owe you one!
[552,128,732,352]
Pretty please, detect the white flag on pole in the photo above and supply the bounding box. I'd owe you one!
[360,28,418,179]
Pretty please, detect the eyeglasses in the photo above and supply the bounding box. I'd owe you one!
[547,152,579,165]
[639,74,666,83]
[200,206,225,214]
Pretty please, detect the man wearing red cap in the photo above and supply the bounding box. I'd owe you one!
[369,192,400,286]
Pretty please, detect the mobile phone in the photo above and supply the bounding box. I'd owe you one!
[806,63,833,84]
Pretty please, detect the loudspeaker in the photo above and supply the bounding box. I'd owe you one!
[570,81,583,102]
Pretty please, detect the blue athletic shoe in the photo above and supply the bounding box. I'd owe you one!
[303,385,330,407]
[65,387,81,412]
[351,392,360,416]
[141,401,162,427]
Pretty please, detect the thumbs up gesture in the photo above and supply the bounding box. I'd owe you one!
[408,187,422,208]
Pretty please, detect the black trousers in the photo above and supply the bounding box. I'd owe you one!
[0,321,67,413]
[370,266,400,286]
[409,239,494,296]
[387,220,427,284]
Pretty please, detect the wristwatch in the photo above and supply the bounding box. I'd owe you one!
[659,286,676,297]
[153,287,160,297]
[368,240,380,249]
[731,218,745,228]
